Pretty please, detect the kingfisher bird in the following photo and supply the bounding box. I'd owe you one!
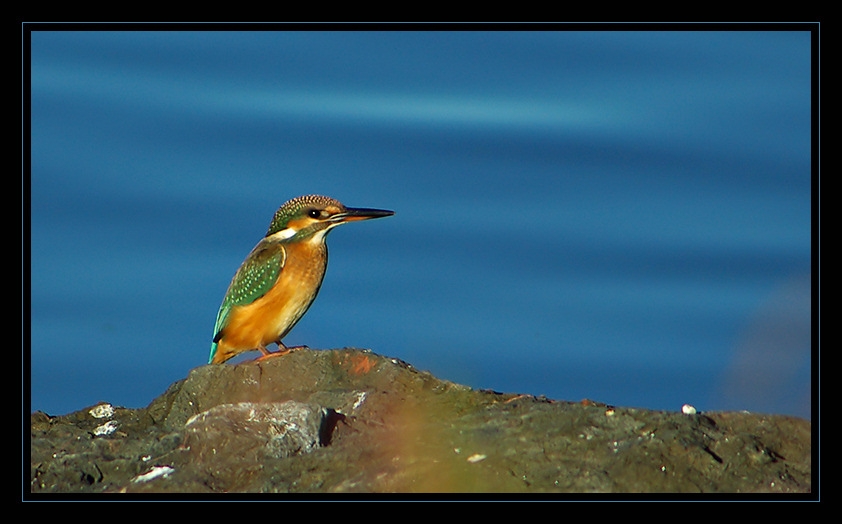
[209,194,394,364]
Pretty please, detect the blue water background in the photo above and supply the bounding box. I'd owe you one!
[28,30,813,419]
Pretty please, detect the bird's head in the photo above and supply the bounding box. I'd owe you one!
[266,194,394,243]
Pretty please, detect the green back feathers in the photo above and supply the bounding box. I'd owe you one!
[209,242,286,363]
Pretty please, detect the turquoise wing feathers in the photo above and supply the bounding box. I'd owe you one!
[209,241,287,363]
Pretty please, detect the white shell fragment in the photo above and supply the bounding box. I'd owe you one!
[352,391,367,410]
[681,404,697,415]
[466,453,487,463]
[93,420,119,436]
[89,403,115,419]
[132,466,175,483]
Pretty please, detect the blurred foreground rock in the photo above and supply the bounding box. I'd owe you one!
[30,348,811,494]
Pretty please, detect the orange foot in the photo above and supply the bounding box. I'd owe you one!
[253,343,309,362]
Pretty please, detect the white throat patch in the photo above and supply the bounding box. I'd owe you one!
[267,228,296,241]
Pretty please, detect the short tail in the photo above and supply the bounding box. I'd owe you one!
[208,341,218,364]
[208,330,223,364]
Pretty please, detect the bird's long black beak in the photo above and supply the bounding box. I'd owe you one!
[334,207,395,223]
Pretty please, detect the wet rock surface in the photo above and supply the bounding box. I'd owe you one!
[29,348,812,495]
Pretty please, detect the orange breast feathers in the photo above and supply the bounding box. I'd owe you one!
[213,240,328,360]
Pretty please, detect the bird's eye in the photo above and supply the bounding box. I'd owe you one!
[307,209,321,219]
